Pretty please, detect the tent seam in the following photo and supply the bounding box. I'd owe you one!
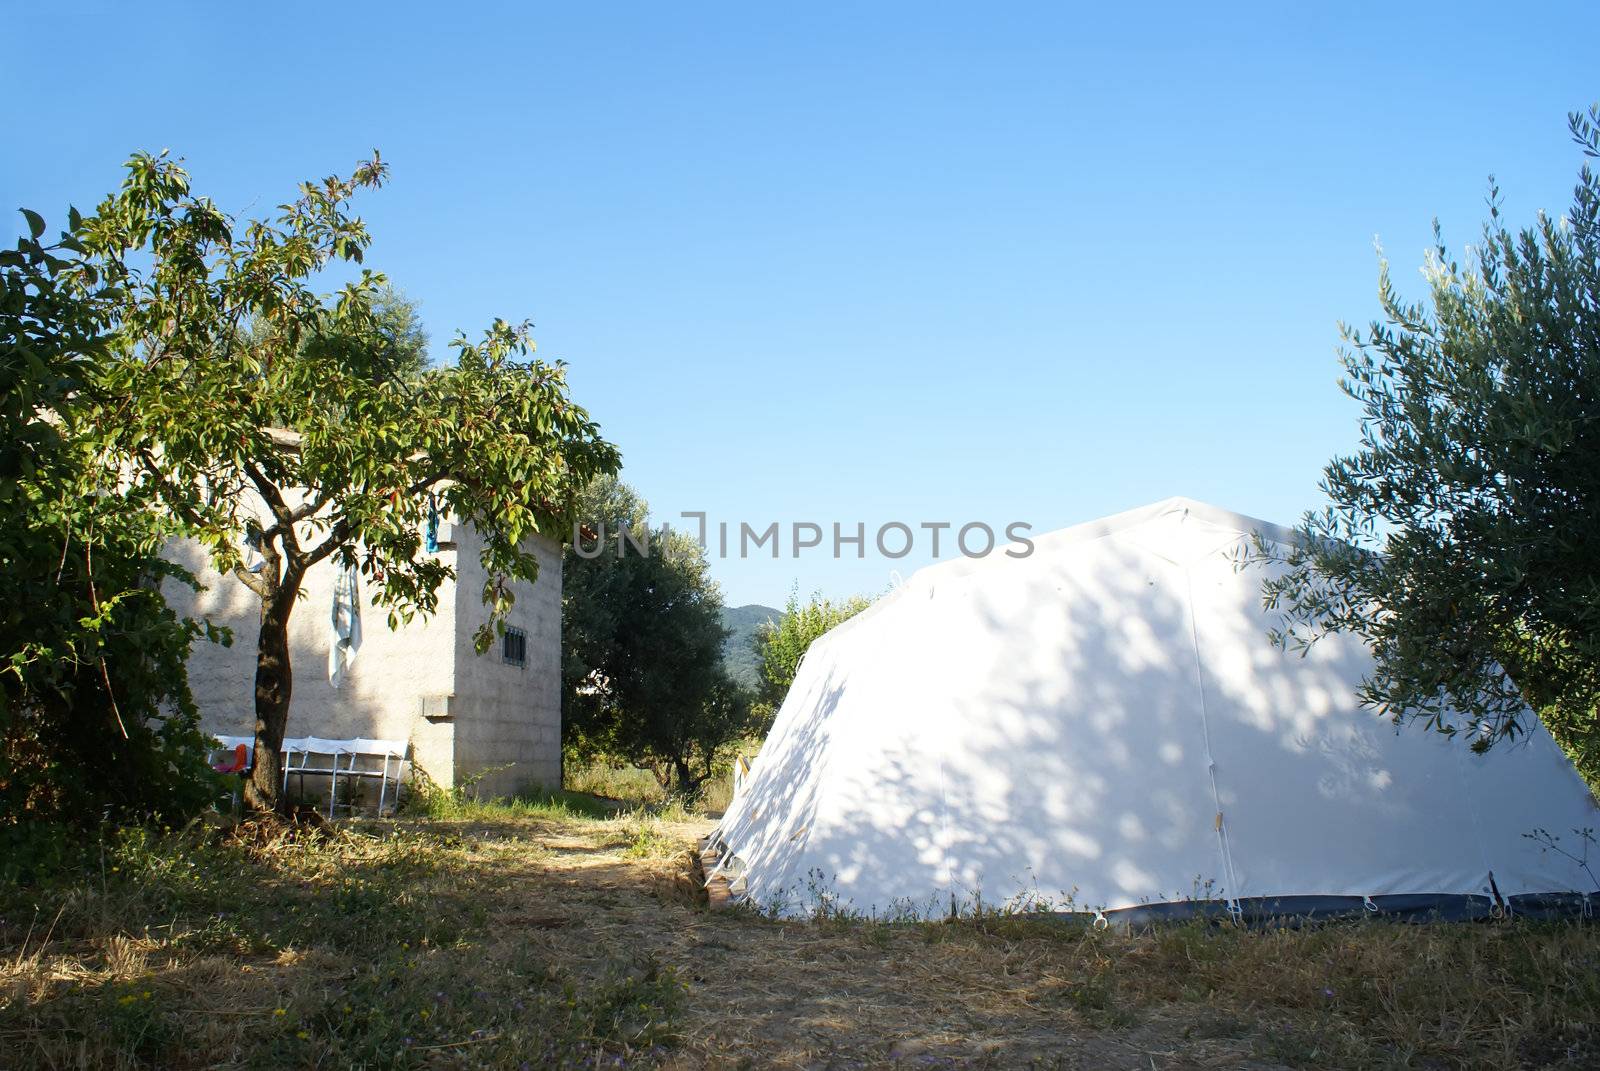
[1450,725,1499,902]
[1182,560,1245,913]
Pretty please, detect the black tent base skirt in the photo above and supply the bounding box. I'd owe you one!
[1091,892,1595,929]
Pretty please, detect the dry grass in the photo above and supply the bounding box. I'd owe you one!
[563,763,736,815]
[2,808,1597,1069]
[563,763,669,806]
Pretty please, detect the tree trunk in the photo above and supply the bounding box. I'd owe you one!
[672,755,701,800]
[243,585,298,813]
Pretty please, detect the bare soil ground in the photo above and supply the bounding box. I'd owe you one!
[523,816,1285,1070]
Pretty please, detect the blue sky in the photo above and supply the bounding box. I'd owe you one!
[7,2,1597,607]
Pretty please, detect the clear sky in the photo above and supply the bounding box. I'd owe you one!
[7,2,1596,607]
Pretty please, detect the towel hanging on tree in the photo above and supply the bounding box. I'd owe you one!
[424,493,440,554]
[329,563,363,688]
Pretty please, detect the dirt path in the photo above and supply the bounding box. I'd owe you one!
[485,816,1293,1070]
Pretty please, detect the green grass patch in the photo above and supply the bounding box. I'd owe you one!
[406,780,621,822]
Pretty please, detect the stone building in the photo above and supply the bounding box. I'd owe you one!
[167,516,562,800]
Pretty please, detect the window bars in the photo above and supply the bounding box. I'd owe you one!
[502,626,528,667]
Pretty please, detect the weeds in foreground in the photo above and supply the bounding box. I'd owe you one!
[5,810,1599,1070]
[0,820,685,1069]
[753,866,1600,1067]
[613,812,690,861]
[894,909,1600,1067]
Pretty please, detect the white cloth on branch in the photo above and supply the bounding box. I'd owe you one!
[329,563,363,688]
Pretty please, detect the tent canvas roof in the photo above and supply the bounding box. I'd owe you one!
[714,498,1598,919]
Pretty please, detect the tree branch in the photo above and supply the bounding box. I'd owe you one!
[242,459,293,528]
[242,459,302,560]
[299,470,450,570]
[134,449,208,530]
[303,517,353,569]
[231,563,273,600]
[290,489,329,522]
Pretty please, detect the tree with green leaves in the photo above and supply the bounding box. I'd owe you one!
[2,203,217,875]
[752,586,873,716]
[1255,105,1600,783]
[75,151,619,812]
[561,478,758,797]
[369,284,431,379]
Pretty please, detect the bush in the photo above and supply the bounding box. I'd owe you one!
[2,206,219,881]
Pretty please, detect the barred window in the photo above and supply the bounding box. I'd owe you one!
[502,626,527,667]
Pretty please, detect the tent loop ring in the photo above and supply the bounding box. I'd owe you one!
[1091,911,1109,932]
[1490,901,1506,920]
[1362,896,1379,915]
[1583,895,1594,920]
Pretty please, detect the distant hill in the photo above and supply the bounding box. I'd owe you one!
[722,603,782,691]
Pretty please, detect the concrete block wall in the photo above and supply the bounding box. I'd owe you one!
[448,525,563,798]
[168,497,563,800]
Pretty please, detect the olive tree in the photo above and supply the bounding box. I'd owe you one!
[561,478,758,797]
[79,152,619,811]
[1255,106,1600,778]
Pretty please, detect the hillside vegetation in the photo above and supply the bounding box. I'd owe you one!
[720,603,781,690]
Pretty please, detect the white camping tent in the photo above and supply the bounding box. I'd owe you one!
[712,498,1598,920]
